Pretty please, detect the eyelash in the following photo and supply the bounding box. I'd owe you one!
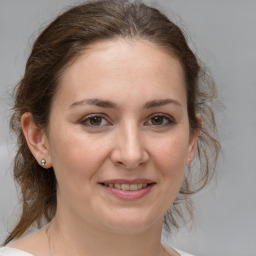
[80,113,175,129]
[80,114,111,128]
[144,113,175,128]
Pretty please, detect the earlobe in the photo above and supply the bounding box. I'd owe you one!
[21,112,52,168]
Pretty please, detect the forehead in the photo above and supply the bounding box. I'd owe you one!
[54,38,186,108]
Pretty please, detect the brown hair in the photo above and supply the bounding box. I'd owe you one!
[4,0,220,245]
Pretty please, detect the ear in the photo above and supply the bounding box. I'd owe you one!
[186,114,201,166]
[21,112,52,168]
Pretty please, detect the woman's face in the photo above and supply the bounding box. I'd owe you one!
[45,39,198,233]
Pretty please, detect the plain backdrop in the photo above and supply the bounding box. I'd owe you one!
[0,1,255,256]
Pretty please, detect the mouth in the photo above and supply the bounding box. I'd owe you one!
[98,179,156,199]
[100,183,152,191]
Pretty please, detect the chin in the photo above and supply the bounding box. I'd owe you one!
[98,209,163,234]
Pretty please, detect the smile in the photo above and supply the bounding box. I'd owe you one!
[103,183,148,191]
[99,180,155,200]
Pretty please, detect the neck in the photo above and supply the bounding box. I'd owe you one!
[47,210,168,256]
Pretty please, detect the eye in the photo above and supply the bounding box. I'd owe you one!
[145,114,174,127]
[81,114,110,127]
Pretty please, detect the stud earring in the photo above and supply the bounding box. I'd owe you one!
[41,159,46,166]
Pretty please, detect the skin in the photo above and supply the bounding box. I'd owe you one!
[16,39,199,256]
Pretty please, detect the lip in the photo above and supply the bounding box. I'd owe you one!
[98,179,155,185]
[98,179,156,200]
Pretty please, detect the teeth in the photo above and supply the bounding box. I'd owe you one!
[114,184,121,189]
[121,184,129,190]
[129,184,138,190]
[106,183,148,191]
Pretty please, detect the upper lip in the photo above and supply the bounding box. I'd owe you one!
[98,179,155,185]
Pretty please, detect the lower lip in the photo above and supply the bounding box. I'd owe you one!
[100,184,155,200]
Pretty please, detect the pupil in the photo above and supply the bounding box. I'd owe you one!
[90,116,102,125]
[152,116,163,125]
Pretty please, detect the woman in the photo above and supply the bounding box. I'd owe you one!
[0,0,220,255]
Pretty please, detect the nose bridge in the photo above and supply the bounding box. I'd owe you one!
[112,119,148,168]
[123,121,141,154]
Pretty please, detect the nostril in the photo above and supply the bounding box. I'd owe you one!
[110,146,149,169]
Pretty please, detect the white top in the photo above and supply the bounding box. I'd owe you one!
[0,247,194,256]
[0,248,33,256]
[175,249,195,256]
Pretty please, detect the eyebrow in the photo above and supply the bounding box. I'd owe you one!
[69,98,181,109]
[69,98,118,109]
[144,99,181,109]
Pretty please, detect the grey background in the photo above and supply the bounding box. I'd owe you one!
[0,0,255,256]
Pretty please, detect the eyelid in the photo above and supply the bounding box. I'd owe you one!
[80,113,112,127]
[144,113,176,127]
[79,112,175,129]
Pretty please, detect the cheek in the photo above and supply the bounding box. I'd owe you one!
[152,134,189,173]
[148,134,189,212]
[48,129,108,185]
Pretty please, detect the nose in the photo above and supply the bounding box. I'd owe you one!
[110,123,149,169]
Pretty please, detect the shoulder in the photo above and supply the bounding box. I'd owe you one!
[1,226,49,256]
[0,247,33,256]
[0,227,48,256]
